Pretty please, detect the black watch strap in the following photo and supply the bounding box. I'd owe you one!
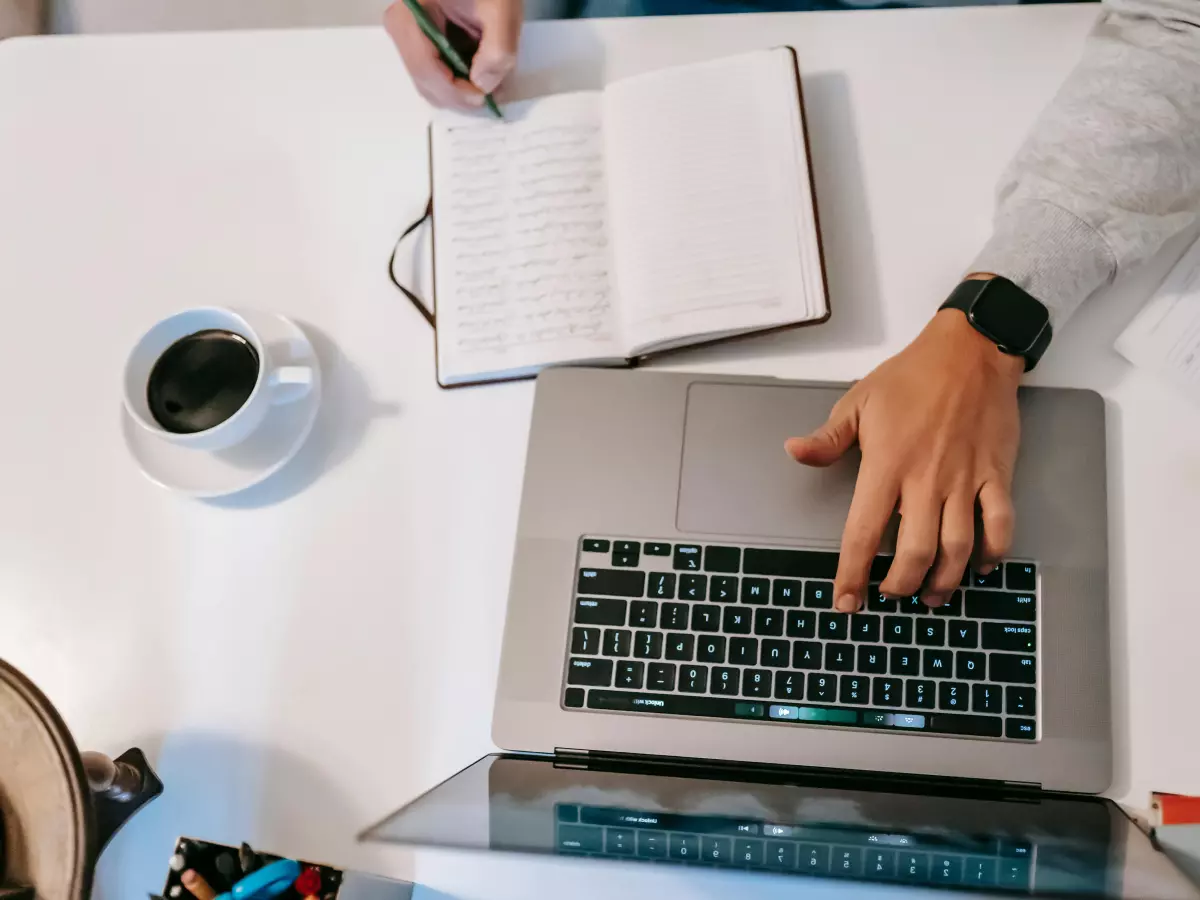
[939,277,1053,372]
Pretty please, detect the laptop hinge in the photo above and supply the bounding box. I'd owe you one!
[553,748,592,769]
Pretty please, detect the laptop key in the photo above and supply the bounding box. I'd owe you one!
[916,619,946,646]
[723,606,752,634]
[647,573,675,599]
[873,677,902,706]
[630,600,658,628]
[648,662,676,690]
[572,627,600,654]
[729,637,758,665]
[761,639,790,667]
[711,575,738,602]
[799,844,831,874]
[826,642,855,671]
[741,577,769,604]
[1006,685,1036,714]
[697,636,726,663]
[857,645,887,673]
[990,653,1037,684]
[938,681,968,710]
[680,665,708,693]
[773,579,802,606]
[669,834,700,861]
[742,548,838,579]
[711,666,740,695]
[819,611,848,640]
[884,616,913,644]
[982,622,1036,652]
[965,590,1036,622]
[851,613,881,642]
[948,619,978,648]
[735,839,765,866]
[792,641,823,669]
[690,604,720,632]
[644,541,671,556]
[898,595,928,615]
[665,633,694,660]
[567,657,613,686]
[673,544,702,570]
[578,568,645,597]
[969,567,1003,589]
[634,631,663,659]
[743,669,772,697]
[906,679,934,708]
[867,587,897,613]
[805,580,835,608]
[774,671,802,700]
[807,673,836,702]
[704,545,740,573]
[890,647,919,675]
[934,590,963,617]
[1005,718,1037,740]
[786,609,817,638]
[1005,562,1037,591]
[956,651,986,680]
[603,629,630,657]
[574,597,627,626]
[754,608,784,636]
[612,549,639,567]
[840,675,869,704]
[923,649,952,677]
[972,683,1002,713]
[679,573,707,601]
[661,602,688,630]
[582,538,609,553]
[616,660,644,688]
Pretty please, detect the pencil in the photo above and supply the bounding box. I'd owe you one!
[401,0,503,118]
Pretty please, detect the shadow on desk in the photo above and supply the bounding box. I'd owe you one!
[206,323,401,509]
[92,731,408,900]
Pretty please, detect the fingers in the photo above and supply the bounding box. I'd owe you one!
[834,465,897,612]
[469,0,522,93]
[785,395,859,468]
[181,870,217,900]
[880,496,940,600]
[384,0,485,110]
[975,480,1015,573]
[922,491,974,605]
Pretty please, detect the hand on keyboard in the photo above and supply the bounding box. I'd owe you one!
[785,305,1024,612]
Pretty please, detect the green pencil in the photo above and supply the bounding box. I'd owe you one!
[402,0,503,119]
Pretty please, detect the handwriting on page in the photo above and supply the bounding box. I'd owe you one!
[439,121,615,357]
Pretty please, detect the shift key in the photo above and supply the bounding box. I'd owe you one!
[965,590,1036,621]
[578,568,646,597]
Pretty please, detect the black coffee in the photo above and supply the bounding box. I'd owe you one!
[147,329,260,434]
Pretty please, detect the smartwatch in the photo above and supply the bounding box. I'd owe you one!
[939,276,1053,372]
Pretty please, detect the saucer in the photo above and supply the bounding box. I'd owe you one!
[121,311,322,498]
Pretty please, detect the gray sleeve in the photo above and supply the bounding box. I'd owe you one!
[970,0,1200,327]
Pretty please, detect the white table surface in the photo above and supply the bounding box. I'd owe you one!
[2,6,1199,898]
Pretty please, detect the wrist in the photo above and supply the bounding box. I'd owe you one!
[930,308,1026,384]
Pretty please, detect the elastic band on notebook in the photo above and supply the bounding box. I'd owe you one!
[388,198,436,328]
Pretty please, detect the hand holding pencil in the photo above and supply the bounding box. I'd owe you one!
[385,0,521,113]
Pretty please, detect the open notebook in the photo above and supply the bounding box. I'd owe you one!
[426,47,829,387]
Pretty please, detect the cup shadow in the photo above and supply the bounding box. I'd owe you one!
[204,323,400,509]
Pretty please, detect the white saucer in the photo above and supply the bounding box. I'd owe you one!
[122,311,322,498]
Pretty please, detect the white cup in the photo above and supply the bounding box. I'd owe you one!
[123,307,313,452]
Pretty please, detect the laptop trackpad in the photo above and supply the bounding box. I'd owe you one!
[677,382,861,543]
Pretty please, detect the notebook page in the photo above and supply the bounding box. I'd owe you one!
[602,49,818,355]
[430,95,624,385]
[1116,236,1200,403]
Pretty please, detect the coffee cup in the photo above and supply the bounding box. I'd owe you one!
[123,308,313,452]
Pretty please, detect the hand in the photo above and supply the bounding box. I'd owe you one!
[385,0,522,110]
[785,301,1025,612]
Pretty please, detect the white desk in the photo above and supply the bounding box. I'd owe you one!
[1,7,1198,899]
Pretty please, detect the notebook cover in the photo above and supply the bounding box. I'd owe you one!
[419,45,829,389]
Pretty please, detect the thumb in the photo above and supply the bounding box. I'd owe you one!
[469,0,521,93]
[785,402,859,468]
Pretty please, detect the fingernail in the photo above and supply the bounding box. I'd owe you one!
[978,564,994,575]
[923,594,945,608]
[835,593,859,612]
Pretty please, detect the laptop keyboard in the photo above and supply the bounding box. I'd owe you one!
[562,537,1038,741]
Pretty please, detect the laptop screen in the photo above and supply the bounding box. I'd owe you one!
[360,755,1197,899]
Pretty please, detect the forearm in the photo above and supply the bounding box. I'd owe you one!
[971,0,1200,326]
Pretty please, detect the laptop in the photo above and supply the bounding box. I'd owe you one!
[363,369,1195,897]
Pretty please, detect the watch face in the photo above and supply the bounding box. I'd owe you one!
[969,279,1050,354]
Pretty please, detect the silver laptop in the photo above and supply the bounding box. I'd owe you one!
[362,369,1200,898]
